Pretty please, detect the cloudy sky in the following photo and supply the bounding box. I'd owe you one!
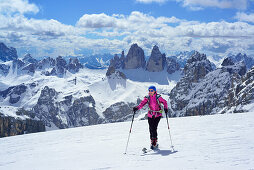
[0,0,254,58]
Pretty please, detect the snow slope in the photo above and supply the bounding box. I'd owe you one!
[0,112,253,170]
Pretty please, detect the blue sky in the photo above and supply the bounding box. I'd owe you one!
[0,0,254,58]
[28,0,253,24]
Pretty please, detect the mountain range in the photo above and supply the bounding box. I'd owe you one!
[0,42,254,138]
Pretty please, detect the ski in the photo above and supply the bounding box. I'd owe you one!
[142,147,148,153]
[142,145,159,154]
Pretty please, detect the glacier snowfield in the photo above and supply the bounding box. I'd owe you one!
[1,112,254,170]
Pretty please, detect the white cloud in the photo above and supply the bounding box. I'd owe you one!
[0,0,39,15]
[76,13,117,28]
[1,0,254,58]
[0,14,78,36]
[77,11,183,31]
[235,12,254,23]
[136,0,249,10]
[176,21,254,38]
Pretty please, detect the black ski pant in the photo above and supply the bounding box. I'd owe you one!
[148,116,161,140]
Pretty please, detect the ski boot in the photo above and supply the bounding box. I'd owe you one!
[150,138,158,150]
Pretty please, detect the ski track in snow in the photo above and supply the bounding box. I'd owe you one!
[0,112,254,170]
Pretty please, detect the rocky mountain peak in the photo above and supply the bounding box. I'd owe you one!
[166,57,180,74]
[56,56,67,67]
[221,57,234,66]
[146,45,166,72]
[227,53,254,70]
[106,66,126,79]
[37,57,56,70]
[124,43,146,69]
[22,54,37,64]
[221,60,246,76]
[227,66,254,112]
[186,51,207,64]
[109,54,123,69]
[0,42,18,62]
[184,51,214,83]
[50,56,67,77]
[67,58,83,73]
[121,50,124,59]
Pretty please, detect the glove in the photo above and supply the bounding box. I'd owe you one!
[164,108,168,114]
[133,107,138,113]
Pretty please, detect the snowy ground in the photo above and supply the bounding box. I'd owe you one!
[1,112,254,170]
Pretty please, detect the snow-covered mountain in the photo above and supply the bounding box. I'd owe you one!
[0,64,176,134]
[78,53,113,69]
[0,43,181,138]
[227,53,254,70]
[168,51,195,68]
[0,55,83,77]
[108,44,182,83]
[1,42,254,139]
[0,42,18,62]
[169,52,247,117]
[227,66,254,112]
[0,112,253,169]
[207,53,254,70]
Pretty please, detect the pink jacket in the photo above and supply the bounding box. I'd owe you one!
[137,92,168,118]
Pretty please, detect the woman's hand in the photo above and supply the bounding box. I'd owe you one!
[133,107,138,112]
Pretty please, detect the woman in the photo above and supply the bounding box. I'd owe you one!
[133,85,168,149]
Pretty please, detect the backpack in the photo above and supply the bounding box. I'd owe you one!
[145,94,163,113]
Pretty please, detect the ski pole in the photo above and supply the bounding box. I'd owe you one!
[165,112,175,151]
[124,111,135,154]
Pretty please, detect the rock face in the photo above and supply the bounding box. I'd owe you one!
[183,51,214,83]
[33,86,62,127]
[106,66,126,79]
[221,59,246,76]
[166,57,181,74]
[228,53,254,70]
[12,59,25,71]
[169,52,213,116]
[50,56,67,77]
[0,113,45,138]
[106,66,127,90]
[107,44,181,79]
[228,66,254,112]
[32,86,102,129]
[124,44,146,69]
[67,58,83,73]
[169,55,246,117]
[42,56,83,77]
[37,57,56,70]
[146,45,166,72]
[22,63,37,75]
[221,57,234,66]
[0,42,18,62]
[22,54,38,64]
[0,64,10,76]
[109,53,125,69]
[103,102,136,123]
[0,51,84,77]
[67,96,101,126]
[0,84,27,104]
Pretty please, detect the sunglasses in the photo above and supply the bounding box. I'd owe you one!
[149,90,154,92]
